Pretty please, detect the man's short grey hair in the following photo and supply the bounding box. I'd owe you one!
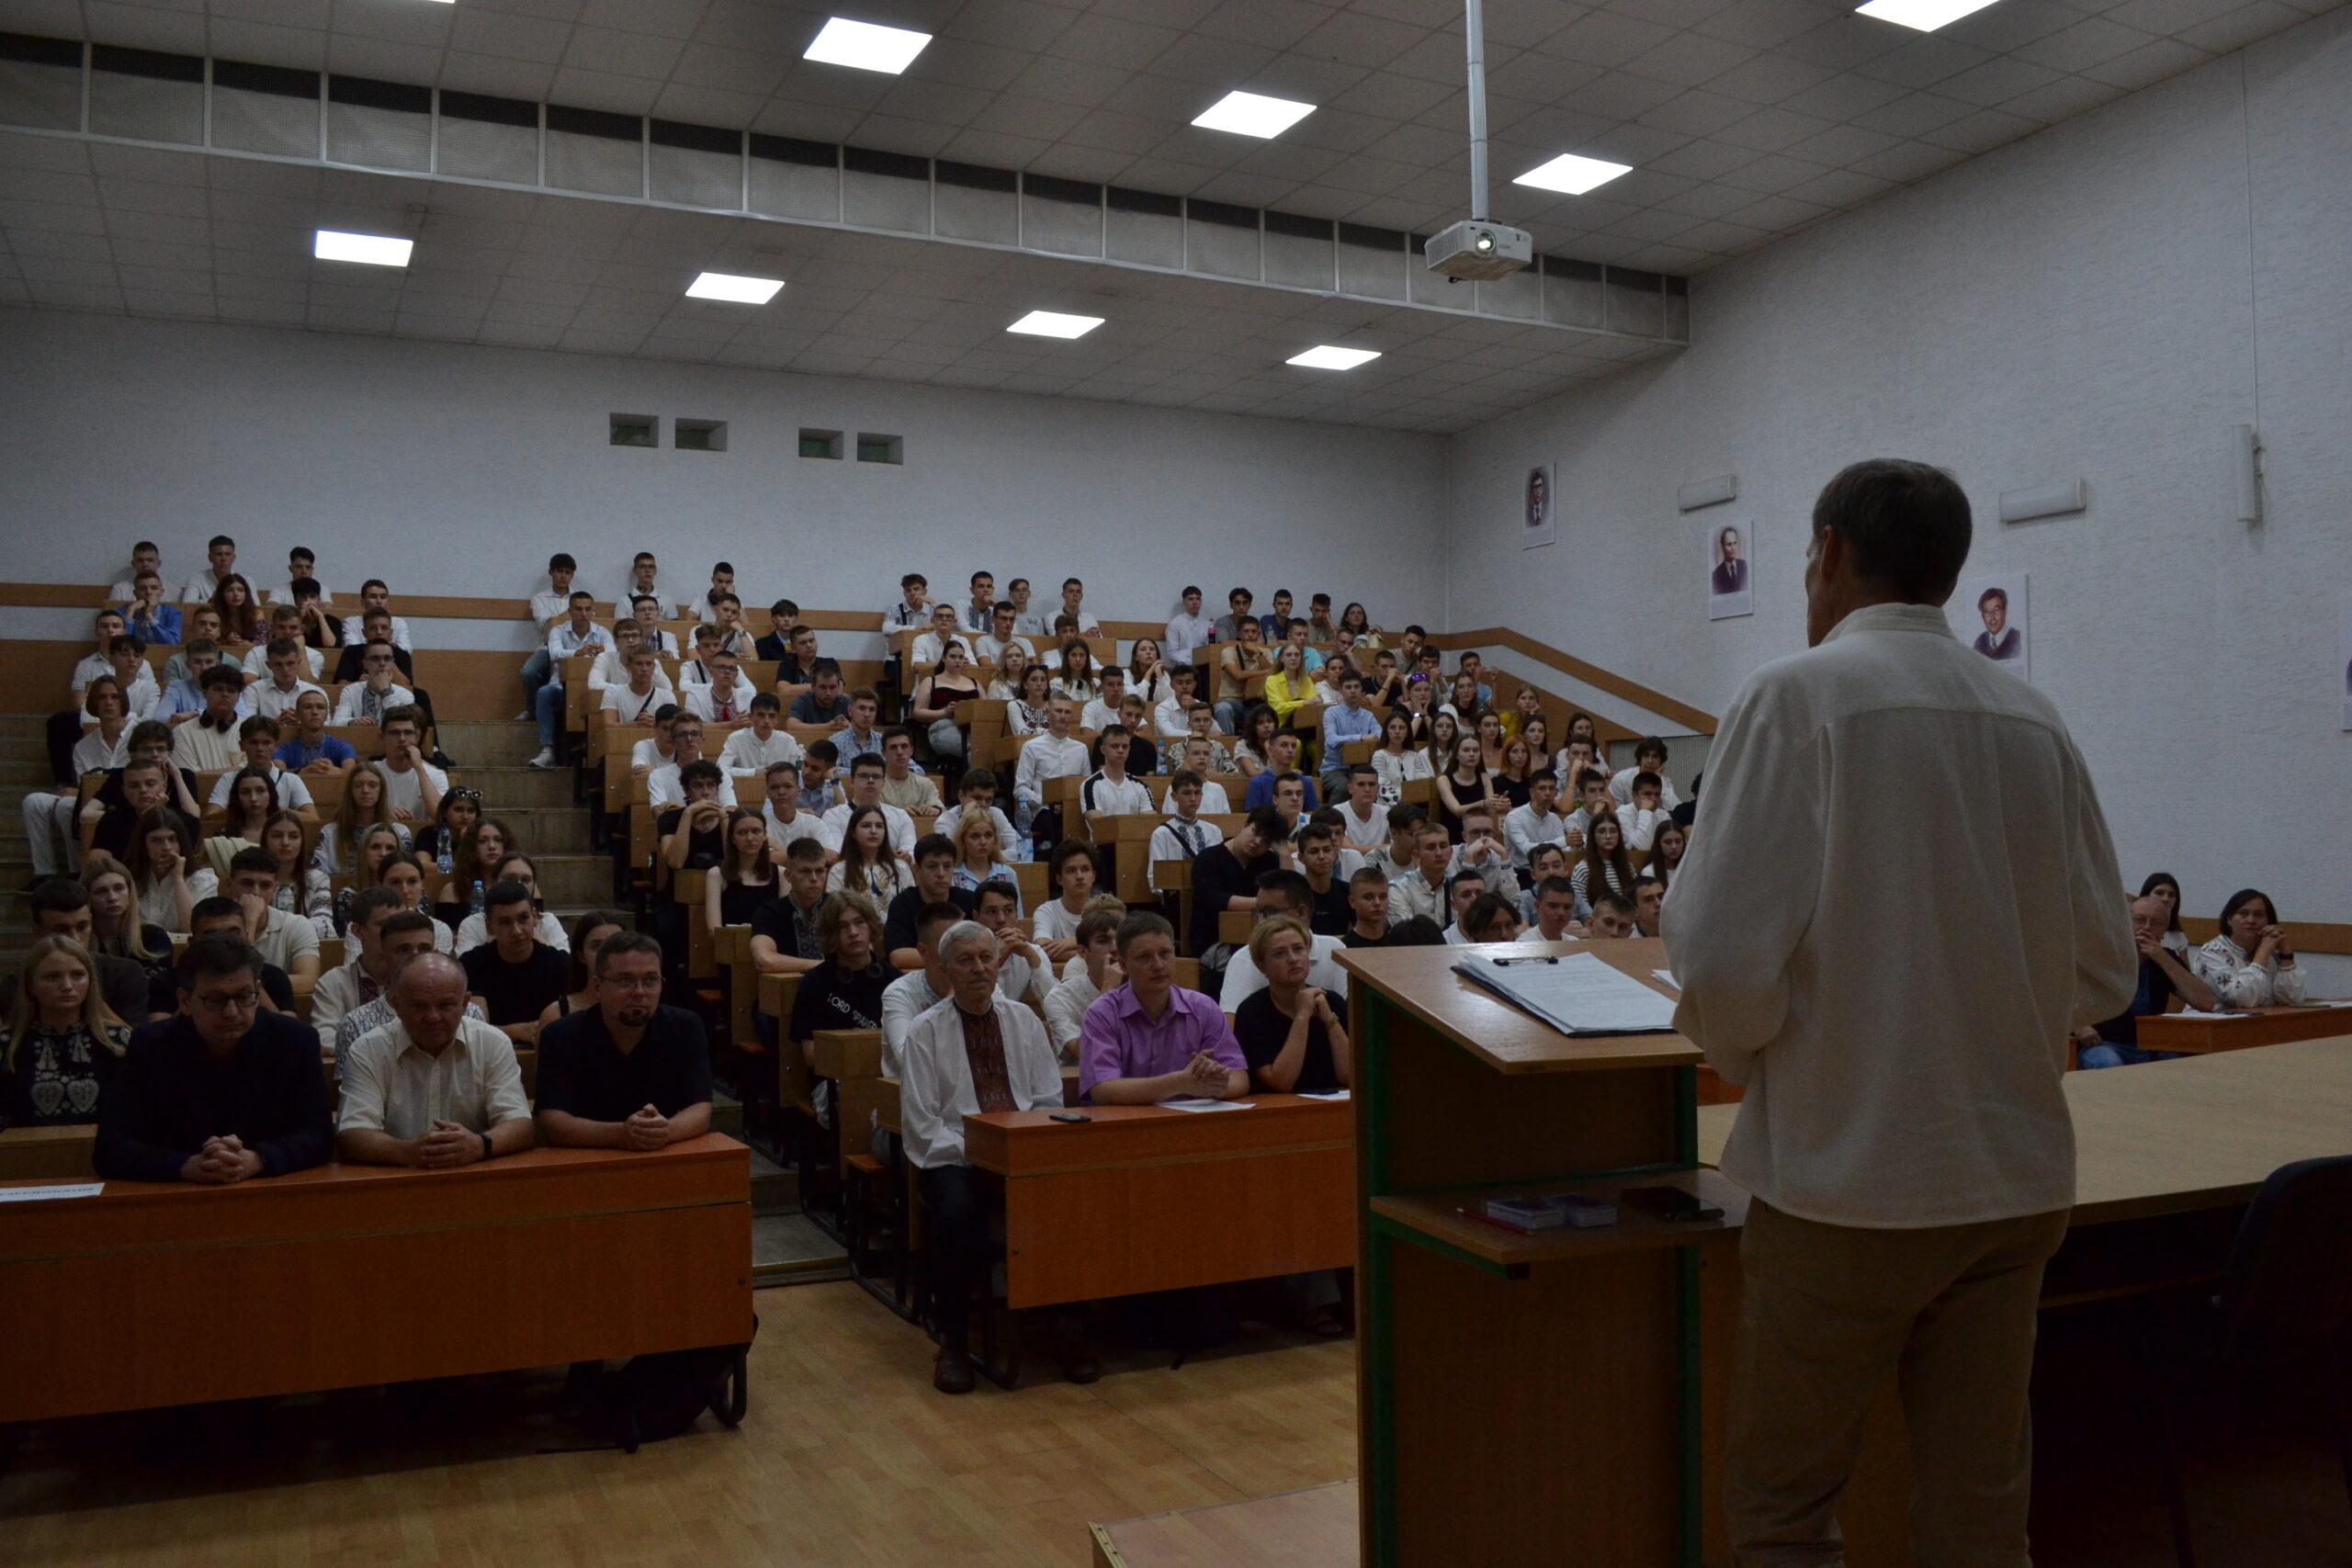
[937,920,998,965]
[390,950,466,996]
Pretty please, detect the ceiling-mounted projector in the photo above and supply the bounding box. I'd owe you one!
[1425,220,1532,281]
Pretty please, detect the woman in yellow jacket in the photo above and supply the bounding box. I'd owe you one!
[1262,641,1318,728]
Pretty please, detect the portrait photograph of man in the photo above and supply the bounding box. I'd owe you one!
[1956,575,2030,675]
[1707,521,1754,620]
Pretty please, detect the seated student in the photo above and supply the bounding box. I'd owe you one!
[275,690,356,777]
[877,728,941,812]
[1210,586,1253,646]
[911,640,985,763]
[888,834,979,967]
[751,837,832,977]
[1234,915,1352,1100]
[0,934,130,1127]
[675,625,727,690]
[336,581,414,651]
[1294,823,1353,937]
[1503,769,1570,871]
[157,617,223,696]
[1317,672,1382,794]
[333,641,415,728]
[1153,664,1204,740]
[371,707,447,825]
[538,912,626,1035]
[909,602,967,681]
[879,899,964,1080]
[1610,737,1680,810]
[109,541,165,605]
[373,856,457,958]
[628,707,679,784]
[707,593,753,660]
[899,919,1085,1393]
[336,608,447,763]
[658,760,732,876]
[1242,734,1320,811]
[1044,899,1126,1063]
[947,814,1018,912]
[830,688,888,775]
[772,623,823,701]
[975,601,1032,666]
[1163,585,1213,667]
[585,618,660,698]
[1450,807,1521,902]
[648,717,739,809]
[1458,892,1525,944]
[829,805,912,902]
[1387,823,1453,928]
[2193,886,2307,1008]
[119,569,182,647]
[1052,576,1101,637]
[971,880,1052,1008]
[454,852,569,954]
[821,753,915,857]
[458,881,571,1047]
[934,769,1020,862]
[1373,802,1424,885]
[47,609,128,783]
[529,589,612,767]
[1616,772,1671,852]
[1077,665,1128,734]
[335,952,534,1168]
[220,847,322,989]
[786,891,893,1106]
[704,807,779,932]
[203,716,318,825]
[286,578,344,651]
[754,597,801,663]
[246,637,324,725]
[1440,868,1488,944]
[628,594,682,658]
[1569,809,1636,911]
[1213,619,1272,734]
[2076,895,2220,1068]
[1220,870,1351,1008]
[169,665,252,773]
[884,570,932,633]
[1631,875,1665,938]
[720,694,804,786]
[1079,724,1153,816]
[1564,765,1617,843]
[1012,694,1089,839]
[961,570,997,633]
[535,931,714,1151]
[1340,866,1392,948]
[238,604,321,679]
[682,649,752,724]
[797,741,842,817]
[787,660,853,727]
[1190,807,1284,964]
[127,806,214,932]
[92,932,332,1183]
[599,644,673,736]
[1148,769,1226,893]
[519,552,587,706]
[1585,891,1636,939]
[1167,728,1233,805]
[1031,840,1101,963]
[1330,764,1387,853]
[762,761,828,854]
[309,886,404,1044]
[1529,872,1588,942]
[1079,912,1249,1104]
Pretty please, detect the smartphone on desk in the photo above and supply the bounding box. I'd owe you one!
[1623,1185,1723,1224]
[1047,1112,1090,1123]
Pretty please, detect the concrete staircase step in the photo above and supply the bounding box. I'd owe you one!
[458,765,578,810]
[710,1089,742,1141]
[752,1212,849,1287]
[526,855,615,908]
[492,805,593,853]
[750,1147,798,1215]
[435,721,542,768]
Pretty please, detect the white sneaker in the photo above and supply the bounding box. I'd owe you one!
[513,710,532,720]
[528,748,558,769]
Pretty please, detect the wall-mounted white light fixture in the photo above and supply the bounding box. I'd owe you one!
[1996,479,2086,524]
[2229,424,2263,525]
[1677,474,1737,512]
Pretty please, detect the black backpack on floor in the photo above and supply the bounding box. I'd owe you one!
[604,1318,755,1452]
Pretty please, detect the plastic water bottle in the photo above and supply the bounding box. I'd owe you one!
[469,878,485,915]
[435,840,454,876]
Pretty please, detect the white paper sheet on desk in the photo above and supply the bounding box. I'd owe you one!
[1653,969,1679,989]
[0,1181,103,1203]
[1453,952,1679,1036]
[1159,1098,1254,1112]
[2169,1009,2253,1019]
[1297,1089,1351,1100]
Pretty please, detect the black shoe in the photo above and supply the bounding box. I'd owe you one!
[933,1345,976,1394]
[1054,1318,1100,1384]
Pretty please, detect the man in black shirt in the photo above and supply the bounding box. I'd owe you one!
[536,931,714,1149]
[751,838,831,978]
[85,739,201,863]
[1295,822,1353,937]
[187,898,298,1012]
[333,604,447,763]
[459,882,571,1046]
[753,599,800,663]
[1189,807,1283,961]
[885,833,976,967]
[93,933,332,1183]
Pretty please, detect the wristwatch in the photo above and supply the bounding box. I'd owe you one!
[478,1131,492,1160]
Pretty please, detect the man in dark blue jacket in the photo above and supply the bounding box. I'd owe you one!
[94,933,332,1184]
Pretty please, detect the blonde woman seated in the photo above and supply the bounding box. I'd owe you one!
[949,811,1018,911]
[1,936,130,1127]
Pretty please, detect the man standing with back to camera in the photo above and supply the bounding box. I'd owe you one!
[1666,459,2136,1566]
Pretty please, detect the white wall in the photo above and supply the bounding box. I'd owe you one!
[1444,7,2352,923]
[0,309,1445,649]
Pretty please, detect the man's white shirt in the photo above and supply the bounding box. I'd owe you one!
[590,647,673,694]
[721,728,805,778]
[1013,734,1090,807]
[976,634,1033,664]
[763,806,830,852]
[601,682,669,724]
[820,800,915,856]
[1080,771,1153,816]
[1503,803,1570,867]
[249,677,323,722]
[1163,611,1213,664]
[342,614,414,650]
[334,682,415,725]
[1219,931,1350,1010]
[1336,800,1388,852]
[240,644,327,681]
[1148,815,1225,889]
[681,682,755,723]
[647,762,739,810]
[207,766,314,812]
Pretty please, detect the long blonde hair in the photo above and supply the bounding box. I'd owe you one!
[4,936,126,1073]
[77,852,145,960]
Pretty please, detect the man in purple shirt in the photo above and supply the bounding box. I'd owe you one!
[1079,912,1250,1104]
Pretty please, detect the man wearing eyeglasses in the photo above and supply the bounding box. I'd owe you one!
[534,931,713,1152]
[92,932,333,1184]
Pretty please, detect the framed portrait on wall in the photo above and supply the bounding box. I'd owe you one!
[1705,520,1753,620]
[1956,574,2030,677]
[1521,464,1555,549]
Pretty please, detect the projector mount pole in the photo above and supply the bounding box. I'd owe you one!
[1464,0,1490,222]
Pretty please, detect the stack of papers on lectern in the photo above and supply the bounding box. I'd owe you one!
[1453,952,1679,1036]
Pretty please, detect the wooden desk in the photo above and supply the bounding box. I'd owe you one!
[0,1135,753,1425]
[0,1122,96,1181]
[962,1096,1353,1309]
[2134,1004,2352,1055]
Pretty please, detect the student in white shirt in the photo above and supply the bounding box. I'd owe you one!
[629,595,683,657]
[1170,736,1233,813]
[334,643,415,727]
[1043,901,1125,1062]
[1005,577,1047,638]
[760,762,831,855]
[622,552,685,622]
[820,754,914,859]
[1386,824,1452,928]
[720,694,804,783]
[1153,665,1206,740]
[1148,769,1226,892]
[372,709,447,824]
[1668,460,2134,1566]
[240,607,326,680]
[1219,870,1350,1009]
[587,621,669,695]
[1332,766,1388,852]
[883,571,932,631]
[110,541,164,604]
[84,635,161,727]
[1012,695,1089,836]
[1079,667,1130,735]
[261,547,328,607]
[336,581,414,651]
[1610,737,1681,810]
[1029,840,1100,963]
[682,651,755,723]
[935,770,1022,863]
[1079,726,1154,817]
[1164,585,1214,667]
[181,535,237,603]
[974,603,1033,666]
[647,717,739,810]
[908,603,966,680]
[1615,771,1670,852]
[1502,768,1571,870]
[1052,577,1101,636]
[247,638,324,722]
[600,646,671,729]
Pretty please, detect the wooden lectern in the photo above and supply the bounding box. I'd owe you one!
[1339,937,1736,1568]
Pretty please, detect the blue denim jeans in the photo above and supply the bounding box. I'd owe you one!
[536,682,566,748]
[2078,1041,2178,1069]
[520,648,554,715]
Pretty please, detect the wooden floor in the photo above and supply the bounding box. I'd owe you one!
[2,1280,2345,1567]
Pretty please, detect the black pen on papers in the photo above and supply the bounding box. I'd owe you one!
[1490,954,1558,965]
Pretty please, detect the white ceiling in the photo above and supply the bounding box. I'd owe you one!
[0,128,1678,431]
[6,0,2328,276]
